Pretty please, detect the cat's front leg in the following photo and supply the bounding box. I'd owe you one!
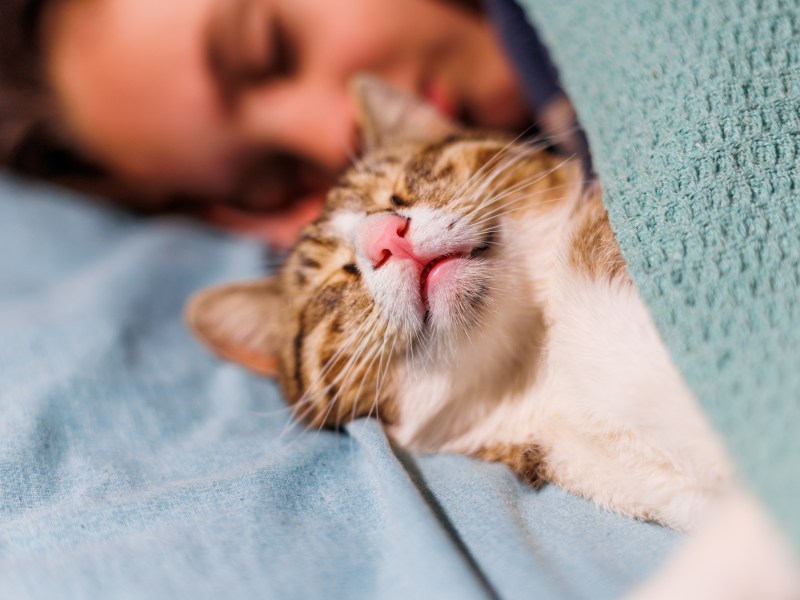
[534,416,729,532]
[472,443,547,488]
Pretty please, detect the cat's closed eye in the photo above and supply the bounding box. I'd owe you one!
[342,263,360,276]
[390,194,410,208]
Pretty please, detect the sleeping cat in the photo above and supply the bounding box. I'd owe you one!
[186,77,733,532]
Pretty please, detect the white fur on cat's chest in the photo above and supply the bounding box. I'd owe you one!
[388,202,732,531]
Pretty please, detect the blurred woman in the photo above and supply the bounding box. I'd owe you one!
[0,0,577,245]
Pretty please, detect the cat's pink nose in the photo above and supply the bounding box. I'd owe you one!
[360,213,421,269]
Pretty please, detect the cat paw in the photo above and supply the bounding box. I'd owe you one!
[474,443,547,489]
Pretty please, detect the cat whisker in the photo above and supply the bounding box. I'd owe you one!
[468,150,573,211]
[483,163,573,210]
[345,329,388,424]
[459,152,529,204]
[366,334,394,424]
[320,339,381,434]
[467,155,575,222]
[472,192,573,227]
[406,329,425,384]
[276,313,380,439]
[375,335,397,423]
[447,126,540,205]
[521,123,583,149]
[315,312,386,428]
[454,161,533,228]
[469,180,575,230]
[313,320,382,421]
[458,151,535,216]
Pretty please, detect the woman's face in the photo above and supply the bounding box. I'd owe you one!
[46,0,527,207]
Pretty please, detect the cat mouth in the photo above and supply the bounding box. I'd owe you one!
[420,255,458,306]
[419,232,495,312]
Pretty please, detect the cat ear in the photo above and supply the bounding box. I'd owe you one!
[185,278,284,378]
[352,75,460,151]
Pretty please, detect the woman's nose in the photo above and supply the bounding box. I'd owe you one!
[236,79,357,173]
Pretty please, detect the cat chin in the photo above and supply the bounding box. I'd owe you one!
[424,256,493,337]
[365,250,494,342]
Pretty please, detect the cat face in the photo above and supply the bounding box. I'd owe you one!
[187,77,577,428]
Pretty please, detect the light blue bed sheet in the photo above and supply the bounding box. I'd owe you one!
[0,175,679,599]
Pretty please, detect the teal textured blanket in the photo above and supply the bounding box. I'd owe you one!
[522,0,800,544]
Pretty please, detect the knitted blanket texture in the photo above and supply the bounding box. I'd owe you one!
[521,0,800,545]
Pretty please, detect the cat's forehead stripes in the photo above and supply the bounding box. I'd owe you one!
[326,151,408,213]
[326,134,514,213]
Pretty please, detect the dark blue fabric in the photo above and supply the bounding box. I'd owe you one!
[485,0,563,112]
[486,0,592,171]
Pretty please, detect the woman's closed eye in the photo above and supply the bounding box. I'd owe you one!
[205,0,299,107]
[256,16,297,83]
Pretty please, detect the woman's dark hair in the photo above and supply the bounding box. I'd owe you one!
[1,0,57,172]
[0,0,485,206]
[0,0,116,195]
